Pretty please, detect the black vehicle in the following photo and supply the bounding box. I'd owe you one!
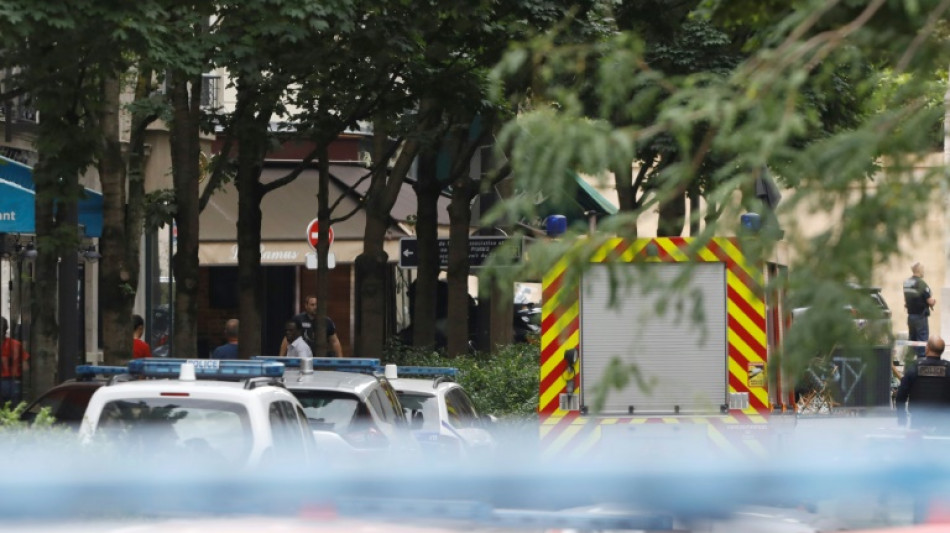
[791,283,893,346]
[20,380,105,429]
[844,284,893,345]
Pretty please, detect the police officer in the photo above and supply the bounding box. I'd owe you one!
[895,335,950,432]
[903,262,935,358]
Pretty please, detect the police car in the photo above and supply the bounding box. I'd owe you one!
[385,365,496,458]
[78,359,316,469]
[254,356,418,458]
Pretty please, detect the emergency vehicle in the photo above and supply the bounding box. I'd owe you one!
[538,235,791,457]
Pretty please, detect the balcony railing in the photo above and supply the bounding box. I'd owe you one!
[0,96,37,124]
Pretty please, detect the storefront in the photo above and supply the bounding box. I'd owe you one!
[196,162,445,356]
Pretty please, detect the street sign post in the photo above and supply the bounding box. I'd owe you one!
[306,218,334,251]
[398,236,521,269]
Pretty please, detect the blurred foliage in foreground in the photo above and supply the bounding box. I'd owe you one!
[383,341,539,420]
[480,0,950,387]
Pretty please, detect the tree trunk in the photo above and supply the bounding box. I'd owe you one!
[314,149,333,359]
[99,74,134,365]
[688,188,701,236]
[123,72,152,356]
[412,149,441,349]
[168,72,202,357]
[234,120,266,359]
[613,160,641,238]
[31,158,61,395]
[657,190,686,237]
[356,128,423,357]
[446,182,476,357]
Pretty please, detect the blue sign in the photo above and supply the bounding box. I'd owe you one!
[0,156,102,237]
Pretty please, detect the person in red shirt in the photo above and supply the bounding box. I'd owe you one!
[132,314,152,359]
[0,316,29,404]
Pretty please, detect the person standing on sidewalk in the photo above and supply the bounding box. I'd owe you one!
[211,319,239,360]
[278,295,343,357]
[132,314,152,359]
[0,317,29,404]
[904,262,936,358]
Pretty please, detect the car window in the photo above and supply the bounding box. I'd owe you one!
[379,381,406,423]
[97,398,252,467]
[368,390,389,423]
[295,404,316,458]
[292,389,361,432]
[269,400,308,460]
[445,388,478,429]
[397,392,439,431]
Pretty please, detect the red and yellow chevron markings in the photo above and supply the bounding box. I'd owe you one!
[539,237,770,457]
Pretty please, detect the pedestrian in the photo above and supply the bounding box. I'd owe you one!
[278,295,343,357]
[895,335,950,432]
[0,317,29,405]
[903,261,936,358]
[132,314,152,359]
[211,319,239,360]
[283,320,313,359]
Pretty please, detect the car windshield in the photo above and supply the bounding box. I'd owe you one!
[96,398,252,467]
[396,392,440,431]
[291,390,364,432]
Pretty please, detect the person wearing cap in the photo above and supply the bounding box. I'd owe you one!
[903,262,935,358]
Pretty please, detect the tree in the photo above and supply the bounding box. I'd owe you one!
[0,1,169,388]
[492,0,948,372]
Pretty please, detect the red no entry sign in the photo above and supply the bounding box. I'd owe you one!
[306,218,334,250]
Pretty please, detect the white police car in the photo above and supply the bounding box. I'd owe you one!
[385,365,496,458]
[78,359,316,469]
[254,356,418,459]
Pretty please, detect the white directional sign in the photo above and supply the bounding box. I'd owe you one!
[398,236,521,269]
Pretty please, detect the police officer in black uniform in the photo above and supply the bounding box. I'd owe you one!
[903,262,935,358]
[895,335,950,432]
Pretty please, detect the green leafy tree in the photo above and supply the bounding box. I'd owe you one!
[0,0,171,389]
[490,0,948,382]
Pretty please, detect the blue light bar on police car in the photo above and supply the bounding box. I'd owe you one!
[253,356,380,370]
[75,365,128,378]
[128,358,284,379]
[393,366,458,378]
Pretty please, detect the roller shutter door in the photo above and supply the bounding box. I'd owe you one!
[580,262,727,415]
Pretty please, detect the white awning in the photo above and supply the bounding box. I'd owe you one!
[198,239,402,266]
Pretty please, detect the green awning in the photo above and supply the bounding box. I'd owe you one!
[534,171,617,226]
[574,173,618,216]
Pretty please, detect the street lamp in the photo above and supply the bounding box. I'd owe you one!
[80,243,100,263]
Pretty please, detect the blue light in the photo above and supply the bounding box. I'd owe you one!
[253,356,380,371]
[545,215,567,237]
[128,358,284,379]
[395,366,458,378]
[75,365,128,378]
[740,212,761,232]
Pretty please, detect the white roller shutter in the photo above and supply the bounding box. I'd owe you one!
[580,262,727,415]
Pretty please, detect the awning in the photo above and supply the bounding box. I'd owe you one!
[199,164,415,265]
[0,156,103,237]
[198,239,402,266]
